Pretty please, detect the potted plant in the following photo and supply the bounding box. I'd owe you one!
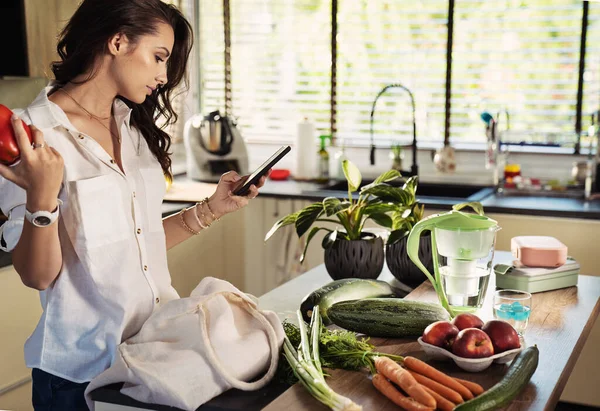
[264,160,404,280]
[380,177,434,287]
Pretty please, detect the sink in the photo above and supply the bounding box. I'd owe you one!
[320,180,494,202]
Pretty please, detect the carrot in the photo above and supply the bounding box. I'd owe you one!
[372,374,435,411]
[374,356,436,408]
[403,356,474,400]
[453,377,484,396]
[408,370,464,404]
[422,385,456,411]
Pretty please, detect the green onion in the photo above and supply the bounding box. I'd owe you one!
[281,307,362,411]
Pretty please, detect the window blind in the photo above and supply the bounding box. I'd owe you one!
[336,0,449,147]
[582,2,600,150]
[196,0,598,150]
[199,0,332,143]
[451,0,586,147]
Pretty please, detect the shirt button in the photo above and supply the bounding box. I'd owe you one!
[110,159,115,164]
[155,297,160,304]
[78,134,84,139]
[144,265,148,271]
[137,228,142,234]
[133,192,136,198]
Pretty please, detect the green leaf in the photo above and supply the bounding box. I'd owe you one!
[453,201,484,216]
[321,229,339,249]
[342,159,362,192]
[392,211,411,231]
[374,169,402,184]
[300,227,332,263]
[264,212,299,241]
[361,185,411,204]
[363,202,398,216]
[369,213,393,228]
[402,175,419,197]
[323,197,351,217]
[387,229,410,245]
[295,203,325,238]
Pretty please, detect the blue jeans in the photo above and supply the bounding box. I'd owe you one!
[31,368,90,411]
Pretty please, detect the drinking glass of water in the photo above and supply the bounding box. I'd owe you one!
[493,289,532,335]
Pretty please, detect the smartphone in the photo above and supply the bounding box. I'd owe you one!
[232,145,291,196]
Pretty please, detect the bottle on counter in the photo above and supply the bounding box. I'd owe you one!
[295,117,316,180]
[317,134,331,182]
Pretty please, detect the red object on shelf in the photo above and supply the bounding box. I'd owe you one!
[269,169,290,181]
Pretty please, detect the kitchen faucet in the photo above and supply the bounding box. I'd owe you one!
[369,83,419,176]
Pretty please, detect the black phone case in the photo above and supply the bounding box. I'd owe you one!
[233,146,291,196]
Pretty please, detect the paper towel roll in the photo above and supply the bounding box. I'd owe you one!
[295,118,316,179]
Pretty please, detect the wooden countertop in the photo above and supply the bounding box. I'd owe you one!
[90,251,600,410]
[262,252,600,411]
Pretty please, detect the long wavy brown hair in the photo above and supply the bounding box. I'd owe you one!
[51,0,193,179]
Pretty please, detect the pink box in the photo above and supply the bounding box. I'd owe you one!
[511,236,568,268]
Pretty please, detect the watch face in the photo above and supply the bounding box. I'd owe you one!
[34,216,52,226]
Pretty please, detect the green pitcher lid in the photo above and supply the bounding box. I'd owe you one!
[433,210,498,231]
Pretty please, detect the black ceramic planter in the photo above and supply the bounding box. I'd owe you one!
[324,235,385,280]
[386,231,434,288]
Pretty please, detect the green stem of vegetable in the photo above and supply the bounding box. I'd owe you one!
[310,305,323,375]
[284,310,362,411]
[296,310,312,364]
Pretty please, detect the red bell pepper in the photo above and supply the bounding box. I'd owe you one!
[0,104,33,166]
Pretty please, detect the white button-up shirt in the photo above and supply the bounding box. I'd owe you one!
[0,86,179,383]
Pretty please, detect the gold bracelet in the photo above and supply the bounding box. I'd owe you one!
[191,204,207,229]
[197,204,211,228]
[202,197,219,221]
[178,208,200,235]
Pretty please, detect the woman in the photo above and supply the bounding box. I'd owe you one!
[0,1,266,409]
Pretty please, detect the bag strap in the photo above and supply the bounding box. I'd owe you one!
[198,292,280,391]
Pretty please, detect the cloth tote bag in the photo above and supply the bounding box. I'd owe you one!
[85,277,285,411]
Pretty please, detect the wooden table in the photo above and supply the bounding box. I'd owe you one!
[262,251,600,411]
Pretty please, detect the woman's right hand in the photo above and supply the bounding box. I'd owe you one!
[0,115,64,210]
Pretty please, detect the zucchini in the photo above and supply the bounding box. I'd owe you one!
[328,298,450,337]
[455,345,539,411]
[300,279,397,325]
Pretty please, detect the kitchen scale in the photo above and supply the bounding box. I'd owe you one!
[183,0,248,182]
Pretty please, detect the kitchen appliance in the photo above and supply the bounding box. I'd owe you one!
[183,0,248,182]
[184,111,249,182]
[407,204,500,314]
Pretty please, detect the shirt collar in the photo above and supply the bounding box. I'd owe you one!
[25,82,134,131]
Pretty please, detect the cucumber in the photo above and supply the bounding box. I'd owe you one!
[300,279,396,325]
[455,345,539,411]
[327,298,450,337]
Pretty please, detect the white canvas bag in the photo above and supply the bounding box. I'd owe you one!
[85,277,285,411]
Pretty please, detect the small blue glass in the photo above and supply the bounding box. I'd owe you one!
[493,289,532,335]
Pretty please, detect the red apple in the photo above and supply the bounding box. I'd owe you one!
[452,313,484,331]
[451,328,495,358]
[481,320,521,353]
[422,321,459,350]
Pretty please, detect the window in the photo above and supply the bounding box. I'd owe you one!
[199,0,331,143]
[197,0,599,151]
[336,1,448,147]
[452,0,586,148]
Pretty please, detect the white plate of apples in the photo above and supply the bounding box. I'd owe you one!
[418,313,524,372]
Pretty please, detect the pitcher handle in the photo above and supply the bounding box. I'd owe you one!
[406,217,438,287]
[407,213,457,318]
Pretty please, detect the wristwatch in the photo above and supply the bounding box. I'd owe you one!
[25,199,63,228]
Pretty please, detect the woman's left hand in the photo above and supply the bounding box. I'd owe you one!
[207,170,270,218]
